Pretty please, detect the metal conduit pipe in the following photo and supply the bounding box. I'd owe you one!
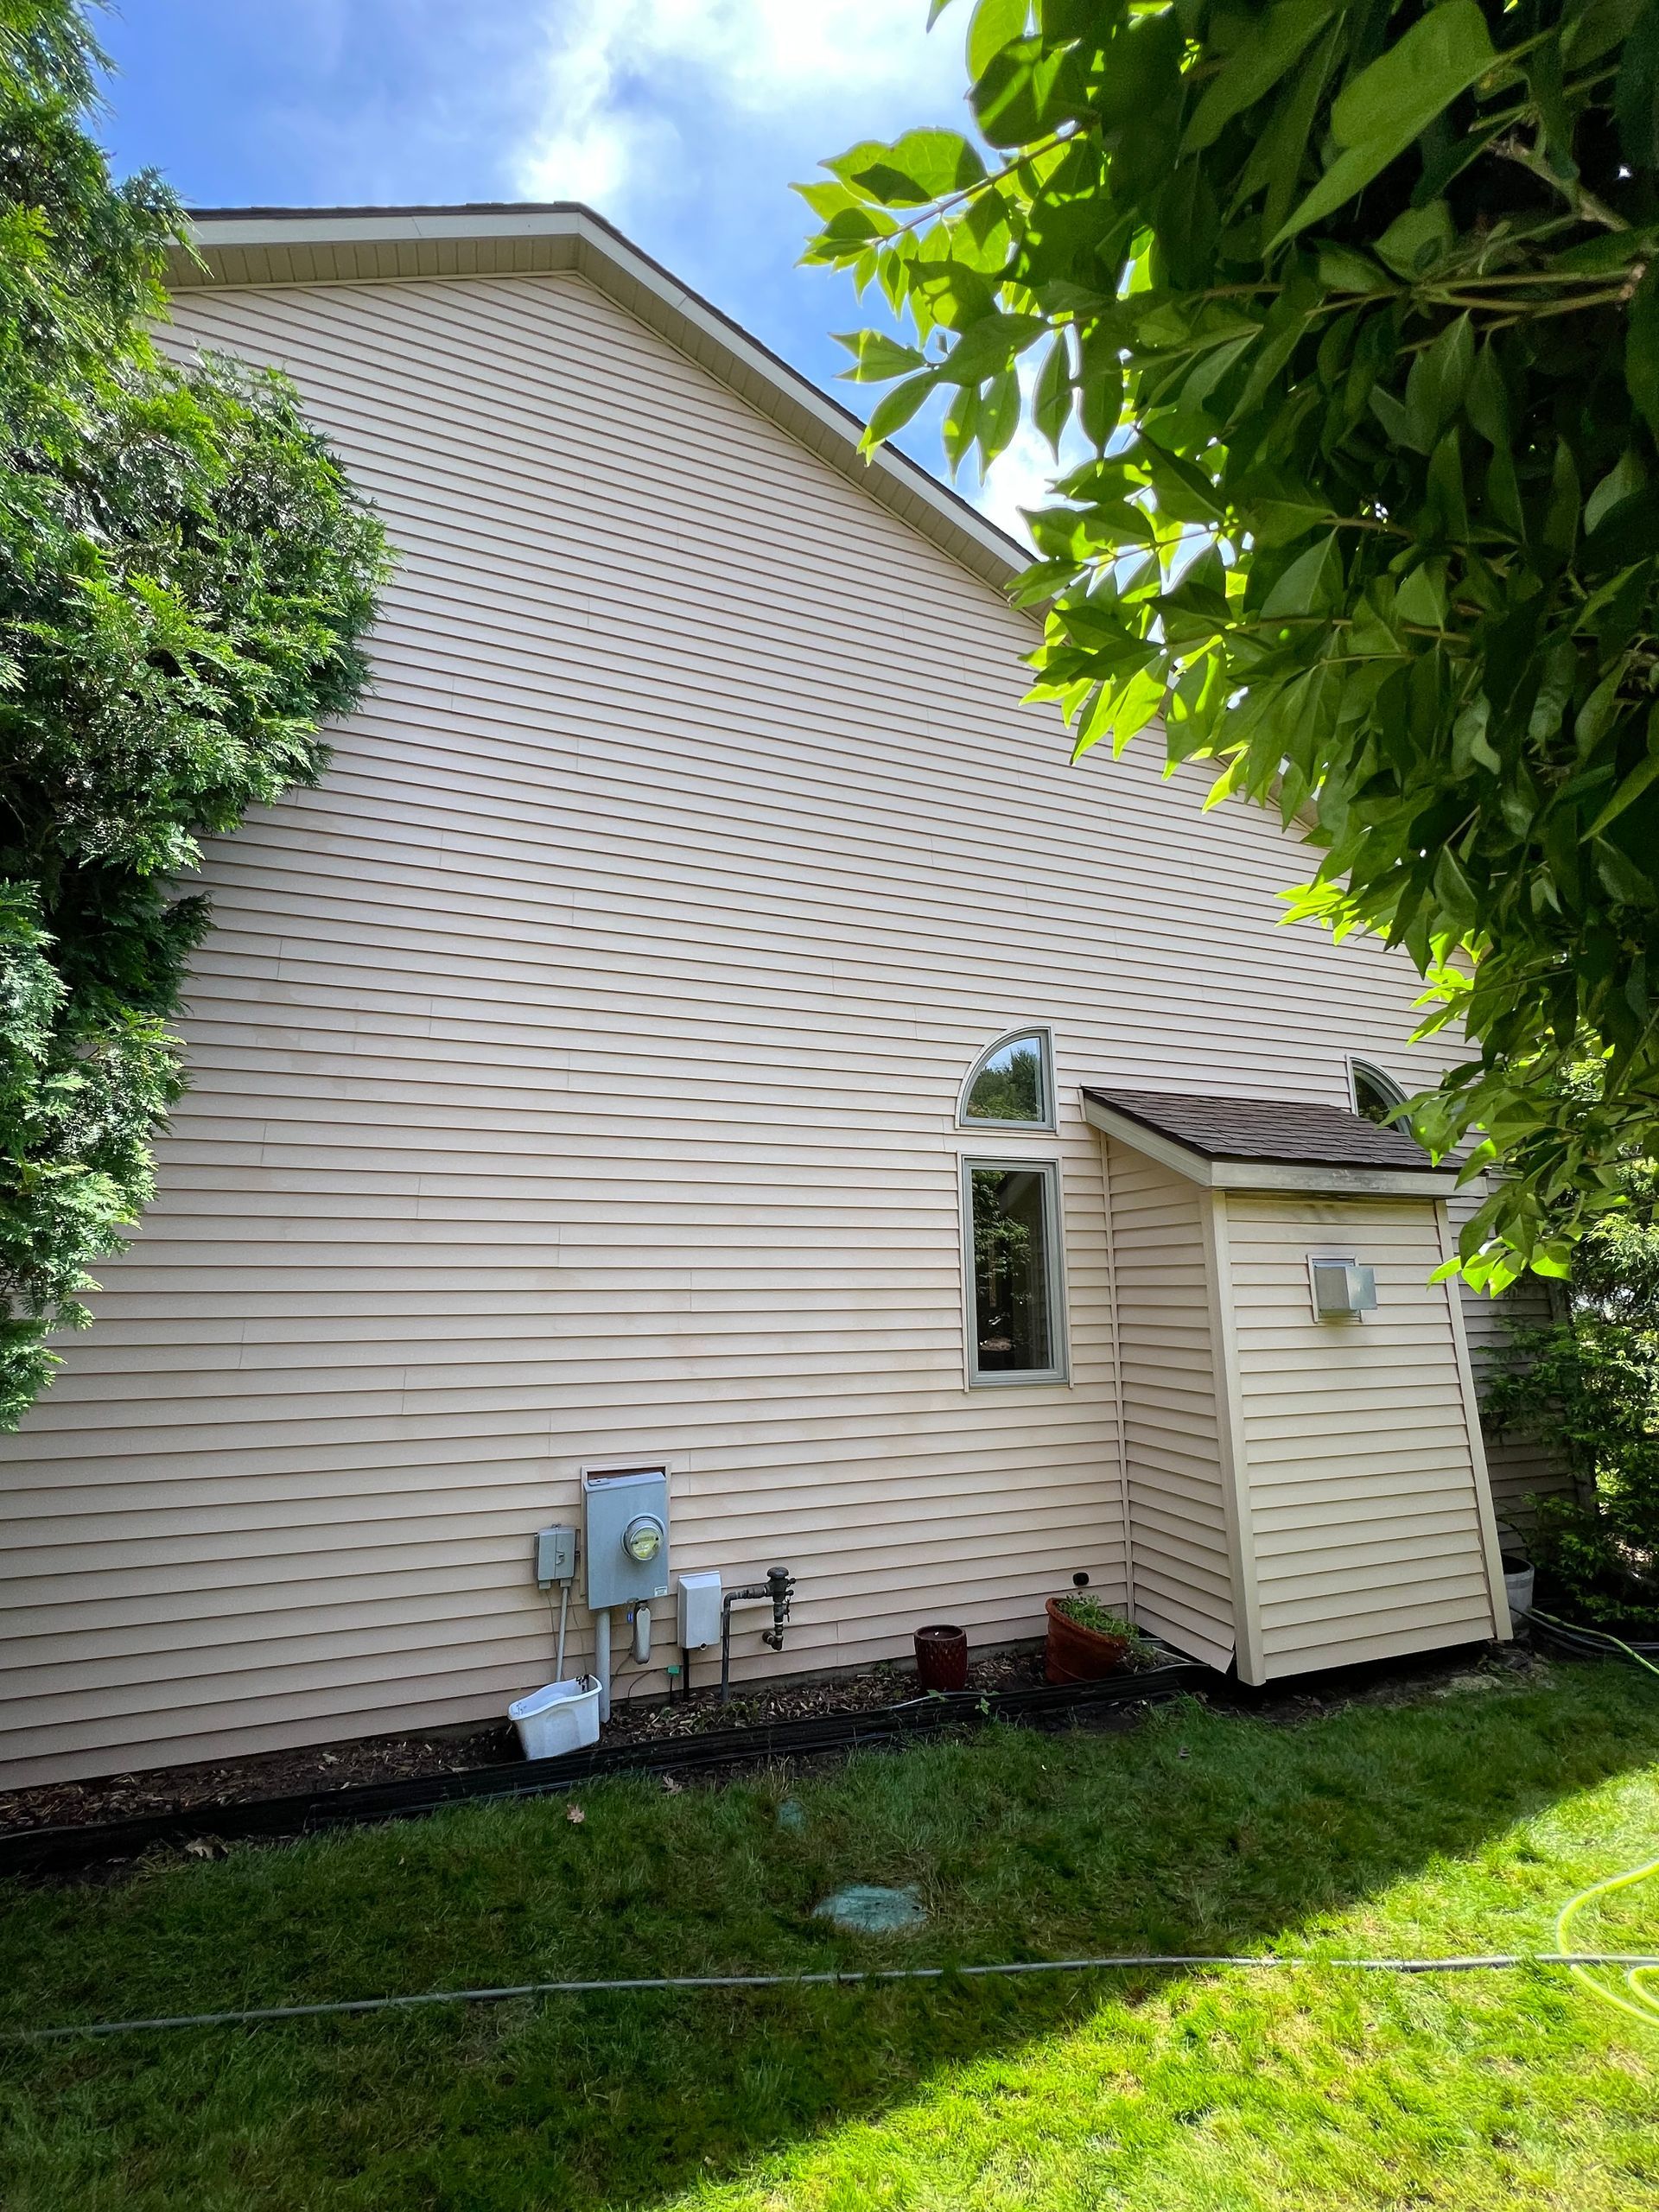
[593,1606,612,1723]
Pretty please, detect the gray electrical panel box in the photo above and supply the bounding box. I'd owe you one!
[582,1466,670,1610]
[533,1524,578,1589]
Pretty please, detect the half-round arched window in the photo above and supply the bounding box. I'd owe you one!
[1351,1059,1407,1127]
[958,1028,1054,1130]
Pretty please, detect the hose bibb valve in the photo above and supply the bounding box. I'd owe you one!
[719,1564,796,1700]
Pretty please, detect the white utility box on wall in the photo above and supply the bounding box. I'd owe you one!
[677,1569,723,1650]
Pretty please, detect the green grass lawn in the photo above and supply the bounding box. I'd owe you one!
[3,1660,1659,2210]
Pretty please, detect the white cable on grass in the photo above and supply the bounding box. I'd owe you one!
[14,1951,1659,2043]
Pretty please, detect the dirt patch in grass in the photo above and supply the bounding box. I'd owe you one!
[1236,1637,1554,1723]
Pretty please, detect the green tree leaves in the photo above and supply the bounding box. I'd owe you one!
[1275,2,1499,243]
[832,330,929,382]
[1404,313,1476,452]
[1483,1137,1659,1629]
[829,130,988,207]
[0,5,387,1423]
[1628,264,1659,437]
[807,0,1659,1288]
[1183,0,1336,153]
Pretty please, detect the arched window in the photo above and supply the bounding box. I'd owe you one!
[958,1028,1054,1130]
[1351,1059,1408,1128]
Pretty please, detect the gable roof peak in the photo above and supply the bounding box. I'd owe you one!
[172,201,1027,602]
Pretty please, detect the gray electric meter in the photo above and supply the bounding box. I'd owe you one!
[582,1466,671,1610]
[623,1515,663,1564]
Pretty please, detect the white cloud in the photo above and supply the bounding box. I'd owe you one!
[965,350,1090,547]
[512,0,1057,537]
[516,0,965,214]
[972,421,1064,549]
[514,7,671,207]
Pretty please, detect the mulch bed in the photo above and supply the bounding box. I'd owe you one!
[602,1648,1054,1743]
[0,1648,1065,1836]
[2,1638,1545,1842]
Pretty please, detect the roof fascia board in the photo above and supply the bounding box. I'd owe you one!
[1080,1095,1459,1198]
[1084,1097,1221,1185]
[169,207,1029,602]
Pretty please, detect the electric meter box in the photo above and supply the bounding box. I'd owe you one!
[582,1466,670,1611]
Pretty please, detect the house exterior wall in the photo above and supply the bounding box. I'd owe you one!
[0,269,1475,1785]
[1448,1193,1573,1535]
[1222,1192,1507,1675]
[1101,1143,1235,1668]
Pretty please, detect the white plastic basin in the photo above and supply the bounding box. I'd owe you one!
[1503,1560,1535,1624]
[508,1675,601,1761]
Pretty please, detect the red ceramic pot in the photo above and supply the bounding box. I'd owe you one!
[1044,1598,1128,1684]
[913,1623,969,1694]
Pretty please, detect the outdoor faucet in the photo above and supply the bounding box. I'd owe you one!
[719,1566,797,1700]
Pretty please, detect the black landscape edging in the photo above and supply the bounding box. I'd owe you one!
[0,1663,1209,1877]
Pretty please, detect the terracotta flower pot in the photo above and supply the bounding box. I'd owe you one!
[1044,1597,1128,1684]
[913,1623,969,1693]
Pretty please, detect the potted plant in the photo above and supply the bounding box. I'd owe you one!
[1044,1588,1150,1683]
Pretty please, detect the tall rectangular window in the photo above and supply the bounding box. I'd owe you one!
[963,1160,1066,1384]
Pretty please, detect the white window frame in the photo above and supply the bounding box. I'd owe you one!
[960,1154,1070,1388]
[957,1026,1057,1132]
[1348,1057,1408,1122]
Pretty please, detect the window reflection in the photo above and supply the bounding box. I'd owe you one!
[1352,1061,1407,1127]
[963,1033,1048,1124]
[969,1164,1055,1376]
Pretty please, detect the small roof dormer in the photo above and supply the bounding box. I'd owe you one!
[1080,1086,1455,1198]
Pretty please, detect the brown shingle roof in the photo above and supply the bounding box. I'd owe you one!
[1082,1087,1446,1172]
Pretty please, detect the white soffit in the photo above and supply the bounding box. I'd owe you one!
[168,202,1030,603]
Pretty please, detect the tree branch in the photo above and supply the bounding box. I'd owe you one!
[1490,132,1630,234]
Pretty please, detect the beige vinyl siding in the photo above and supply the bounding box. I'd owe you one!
[0,268,1471,1783]
[1224,1193,1503,1674]
[1449,1194,1573,1534]
[1103,1144,1235,1669]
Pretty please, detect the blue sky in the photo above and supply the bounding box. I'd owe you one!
[94,0,1053,538]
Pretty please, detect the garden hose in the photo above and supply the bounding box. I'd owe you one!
[1529,1609,1659,2031]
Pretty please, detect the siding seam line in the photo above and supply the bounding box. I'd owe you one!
[1203,1191,1266,1684]
[1433,1198,1512,1641]
[1096,1128,1136,1622]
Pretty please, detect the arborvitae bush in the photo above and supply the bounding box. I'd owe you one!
[0,2,388,1423]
